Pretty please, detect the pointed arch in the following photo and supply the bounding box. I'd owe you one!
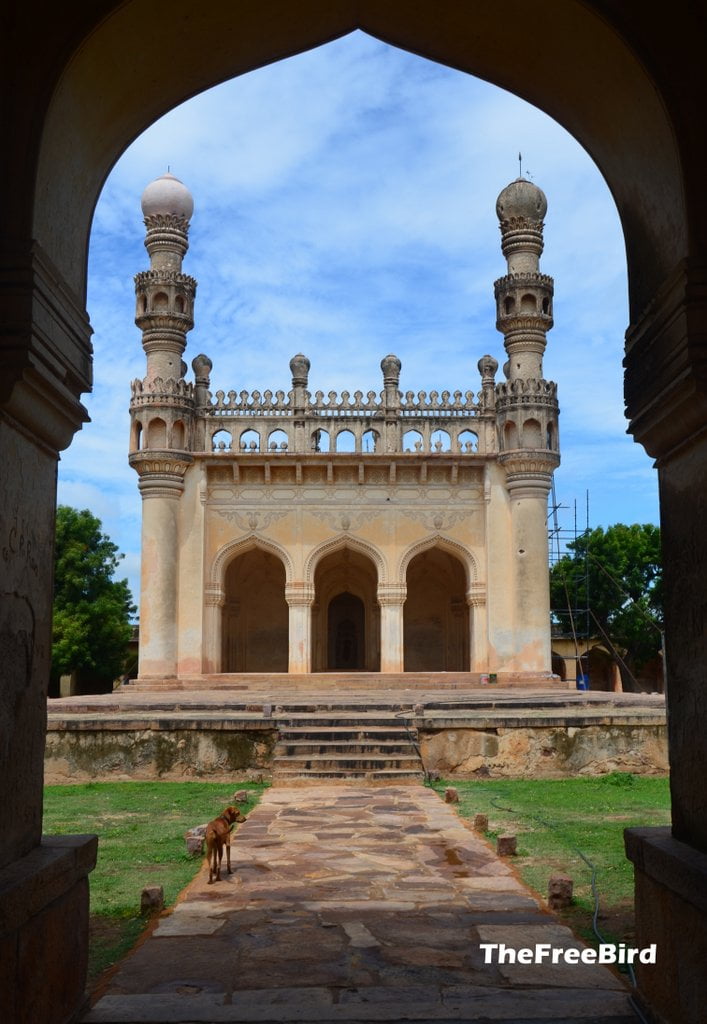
[304,533,387,585]
[210,532,294,591]
[397,533,481,588]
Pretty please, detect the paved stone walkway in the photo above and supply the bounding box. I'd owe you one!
[85,786,638,1023]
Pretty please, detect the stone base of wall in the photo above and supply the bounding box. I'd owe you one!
[44,716,666,783]
[419,723,668,777]
[625,827,707,1024]
[44,728,277,784]
[0,835,97,1023]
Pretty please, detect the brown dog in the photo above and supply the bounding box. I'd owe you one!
[206,805,246,884]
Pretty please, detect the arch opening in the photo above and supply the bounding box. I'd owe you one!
[312,546,379,671]
[404,547,469,671]
[222,548,288,671]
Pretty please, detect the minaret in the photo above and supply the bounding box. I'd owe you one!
[129,172,197,677]
[494,177,560,672]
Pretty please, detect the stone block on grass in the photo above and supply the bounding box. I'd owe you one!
[140,885,164,914]
[496,834,517,857]
[548,875,574,909]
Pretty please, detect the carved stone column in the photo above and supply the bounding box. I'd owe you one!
[378,583,406,672]
[0,241,96,1024]
[202,586,224,673]
[286,582,315,673]
[131,454,191,677]
[500,455,556,672]
[624,261,707,1024]
[467,588,488,671]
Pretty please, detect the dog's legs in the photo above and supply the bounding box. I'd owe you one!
[225,834,232,875]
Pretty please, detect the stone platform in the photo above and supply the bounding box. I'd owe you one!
[84,784,639,1023]
[45,686,667,783]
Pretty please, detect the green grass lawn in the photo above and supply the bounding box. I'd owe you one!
[431,773,671,950]
[43,781,267,988]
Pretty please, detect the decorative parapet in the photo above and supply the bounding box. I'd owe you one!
[130,376,194,409]
[495,378,558,408]
[196,355,489,455]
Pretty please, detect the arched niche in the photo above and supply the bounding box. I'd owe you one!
[222,548,288,671]
[312,545,380,671]
[403,546,469,671]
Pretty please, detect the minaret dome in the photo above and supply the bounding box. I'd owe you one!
[496,178,547,226]
[141,171,194,222]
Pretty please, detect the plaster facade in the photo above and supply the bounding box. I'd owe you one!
[129,175,560,682]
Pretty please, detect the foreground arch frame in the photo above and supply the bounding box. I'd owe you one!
[2,3,707,1021]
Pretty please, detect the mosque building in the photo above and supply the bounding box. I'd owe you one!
[128,172,560,683]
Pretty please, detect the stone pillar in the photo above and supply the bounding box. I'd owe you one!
[380,354,402,453]
[132,457,190,676]
[286,583,314,673]
[468,591,488,671]
[0,242,97,1022]
[202,587,224,673]
[289,354,310,454]
[623,263,707,1024]
[503,466,553,672]
[378,584,406,672]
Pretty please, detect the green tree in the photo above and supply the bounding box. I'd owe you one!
[52,506,136,686]
[550,523,663,681]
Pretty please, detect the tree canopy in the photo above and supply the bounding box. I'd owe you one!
[52,506,136,684]
[550,523,663,675]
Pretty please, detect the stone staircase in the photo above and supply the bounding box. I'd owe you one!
[272,711,425,782]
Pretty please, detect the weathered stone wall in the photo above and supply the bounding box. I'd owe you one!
[419,724,668,778]
[44,720,667,782]
[44,728,277,783]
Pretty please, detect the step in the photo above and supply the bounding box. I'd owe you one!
[272,753,422,770]
[272,768,425,781]
[275,741,418,756]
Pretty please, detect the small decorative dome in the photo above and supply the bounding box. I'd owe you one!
[192,354,212,381]
[141,172,194,221]
[478,354,499,378]
[380,354,402,381]
[289,353,310,386]
[496,178,547,224]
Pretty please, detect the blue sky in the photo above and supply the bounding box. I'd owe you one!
[57,32,659,609]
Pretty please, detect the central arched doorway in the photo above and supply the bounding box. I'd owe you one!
[222,548,288,671]
[328,591,365,669]
[404,547,469,671]
[312,546,380,671]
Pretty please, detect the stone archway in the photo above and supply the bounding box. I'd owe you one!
[222,548,288,672]
[404,547,469,671]
[313,547,380,671]
[5,4,707,1021]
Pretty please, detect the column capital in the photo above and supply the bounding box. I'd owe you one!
[625,258,707,462]
[377,583,407,606]
[285,582,315,606]
[204,587,225,608]
[466,585,487,608]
